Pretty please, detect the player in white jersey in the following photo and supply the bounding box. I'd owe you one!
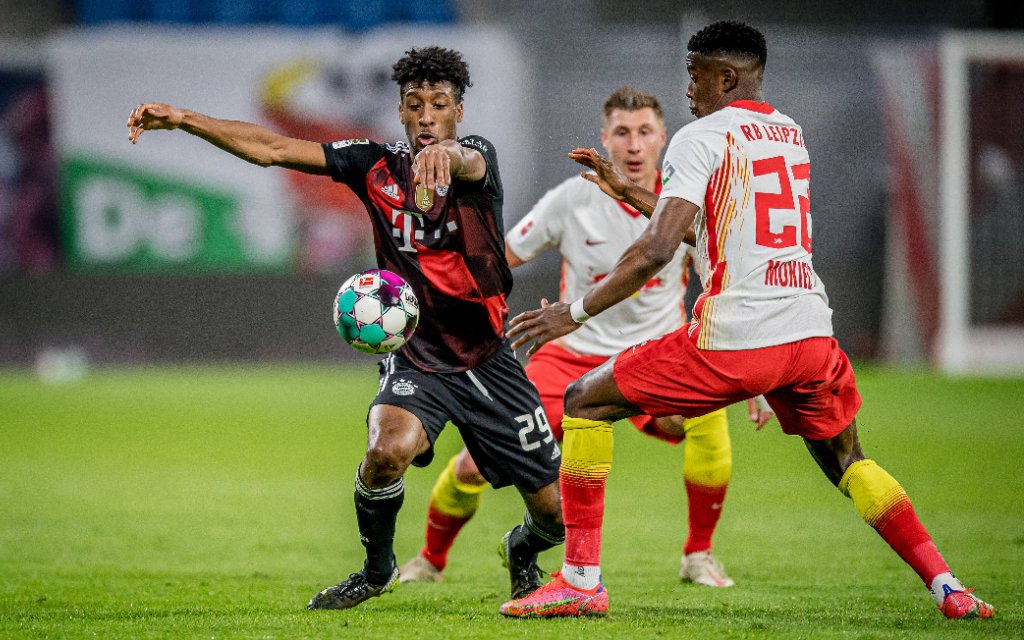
[501,21,994,620]
[399,87,767,592]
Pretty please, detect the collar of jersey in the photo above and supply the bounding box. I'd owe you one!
[617,169,662,218]
[727,100,775,114]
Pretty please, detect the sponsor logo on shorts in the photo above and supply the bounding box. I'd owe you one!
[391,379,417,396]
[551,446,561,459]
[436,184,449,197]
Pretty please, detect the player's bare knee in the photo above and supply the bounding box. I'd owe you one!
[362,442,415,486]
[564,378,597,418]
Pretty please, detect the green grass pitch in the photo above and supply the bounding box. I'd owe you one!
[1,363,1022,639]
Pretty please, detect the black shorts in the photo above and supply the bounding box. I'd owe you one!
[371,343,561,492]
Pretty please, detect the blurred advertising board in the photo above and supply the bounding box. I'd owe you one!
[46,25,529,273]
[0,46,58,275]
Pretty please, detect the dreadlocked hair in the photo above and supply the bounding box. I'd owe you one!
[688,21,767,70]
[391,46,473,101]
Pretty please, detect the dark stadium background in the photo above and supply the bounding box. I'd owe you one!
[1,0,1022,366]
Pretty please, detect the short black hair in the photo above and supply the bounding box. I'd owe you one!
[687,21,767,70]
[391,46,473,102]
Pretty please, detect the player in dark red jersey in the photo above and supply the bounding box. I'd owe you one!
[127,46,563,611]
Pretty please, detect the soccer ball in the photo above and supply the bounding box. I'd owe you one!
[333,269,419,354]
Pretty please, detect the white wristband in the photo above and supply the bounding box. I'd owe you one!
[755,395,772,412]
[569,298,592,324]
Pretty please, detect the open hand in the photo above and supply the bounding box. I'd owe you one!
[568,147,632,202]
[507,298,580,356]
[127,103,184,144]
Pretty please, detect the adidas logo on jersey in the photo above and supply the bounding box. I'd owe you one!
[382,183,399,199]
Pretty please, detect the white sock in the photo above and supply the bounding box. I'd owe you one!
[561,563,601,590]
[929,572,965,607]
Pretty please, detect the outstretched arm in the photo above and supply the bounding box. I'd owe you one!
[126,103,329,175]
[508,195,699,355]
[568,147,657,215]
[569,147,696,245]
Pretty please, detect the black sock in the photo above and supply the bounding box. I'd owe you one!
[508,510,565,564]
[353,472,404,585]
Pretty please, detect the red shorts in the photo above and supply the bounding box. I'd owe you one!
[613,329,861,440]
[525,342,678,443]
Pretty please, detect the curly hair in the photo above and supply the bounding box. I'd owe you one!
[603,86,664,121]
[687,21,767,70]
[391,46,473,101]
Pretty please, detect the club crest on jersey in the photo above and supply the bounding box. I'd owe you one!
[391,379,417,396]
[381,183,399,199]
[415,184,435,212]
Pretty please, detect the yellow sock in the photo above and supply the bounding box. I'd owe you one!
[430,454,486,518]
[839,459,907,527]
[682,409,732,487]
[560,416,614,485]
[560,415,614,581]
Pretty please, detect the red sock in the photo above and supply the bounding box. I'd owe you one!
[684,480,727,555]
[560,470,605,567]
[420,504,471,571]
[874,499,950,585]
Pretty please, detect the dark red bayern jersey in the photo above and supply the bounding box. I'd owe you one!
[322,136,512,373]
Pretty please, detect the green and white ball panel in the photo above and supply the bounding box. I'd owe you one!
[332,268,420,355]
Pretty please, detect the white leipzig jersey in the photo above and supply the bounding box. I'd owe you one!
[660,100,833,350]
[507,175,690,356]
